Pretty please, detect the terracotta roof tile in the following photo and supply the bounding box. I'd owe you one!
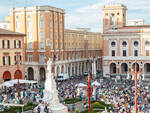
[0,28,25,36]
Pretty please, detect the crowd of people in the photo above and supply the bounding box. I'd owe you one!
[0,75,150,113]
[0,82,44,111]
[56,76,150,113]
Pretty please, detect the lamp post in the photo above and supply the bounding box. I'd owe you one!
[134,63,137,113]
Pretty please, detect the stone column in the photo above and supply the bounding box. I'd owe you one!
[70,63,72,76]
[80,63,82,75]
[34,66,39,81]
[59,65,62,74]
[64,65,66,73]
[77,63,79,75]
[55,66,57,77]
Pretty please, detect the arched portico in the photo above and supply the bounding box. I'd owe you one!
[110,63,117,74]
[28,67,34,80]
[121,63,128,74]
[40,67,46,81]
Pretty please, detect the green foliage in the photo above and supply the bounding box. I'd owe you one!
[75,108,79,113]
[0,102,37,113]
[80,100,113,113]
[19,99,23,104]
[64,98,82,104]
[92,102,100,106]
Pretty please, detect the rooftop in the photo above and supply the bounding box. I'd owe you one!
[0,28,25,36]
[10,5,65,13]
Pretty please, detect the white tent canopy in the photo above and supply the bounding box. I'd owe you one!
[75,83,87,87]
[92,81,101,86]
[0,80,38,88]
[0,82,13,88]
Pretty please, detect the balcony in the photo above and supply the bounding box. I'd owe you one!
[26,49,34,52]
[38,49,46,52]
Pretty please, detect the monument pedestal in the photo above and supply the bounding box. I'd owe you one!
[35,58,68,113]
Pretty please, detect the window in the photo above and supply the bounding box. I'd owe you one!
[40,31,44,39]
[14,55,22,65]
[28,42,32,49]
[60,33,62,40]
[112,50,115,56]
[28,54,33,62]
[40,14,43,19]
[147,64,150,72]
[39,20,44,28]
[3,40,10,49]
[3,56,10,66]
[27,21,32,29]
[39,42,44,50]
[14,40,21,48]
[27,15,31,19]
[15,21,20,29]
[55,22,57,29]
[40,54,45,63]
[50,31,53,39]
[56,42,58,49]
[51,40,53,49]
[146,50,149,56]
[111,41,116,47]
[134,41,139,47]
[122,41,127,47]
[134,50,138,56]
[50,21,52,28]
[55,33,57,39]
[7,40,10,48]
[60,22,63,29]
[123,50,126,56]
[27,32,32,39]
[2,40,4,48]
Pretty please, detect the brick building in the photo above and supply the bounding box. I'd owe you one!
[0,28,25,83]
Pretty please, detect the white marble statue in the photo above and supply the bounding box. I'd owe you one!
[35,58,68,113]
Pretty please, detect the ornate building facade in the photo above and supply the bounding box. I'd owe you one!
[0,28,25,83]
[1,6,103,81]
[103,4,150,80]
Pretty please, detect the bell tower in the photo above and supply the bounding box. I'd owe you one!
[102,4,127,30]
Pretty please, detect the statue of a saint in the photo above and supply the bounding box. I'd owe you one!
[47,58,52,75]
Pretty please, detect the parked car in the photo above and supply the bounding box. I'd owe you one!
[57,73,69,81]
[83,72,88,76]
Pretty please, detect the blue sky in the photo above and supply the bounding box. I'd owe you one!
[0,0,150,32]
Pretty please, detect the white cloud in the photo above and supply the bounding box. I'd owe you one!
[65,0,150,32]
[65,2,103,32]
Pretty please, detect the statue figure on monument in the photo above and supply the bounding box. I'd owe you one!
[35,58,68,113]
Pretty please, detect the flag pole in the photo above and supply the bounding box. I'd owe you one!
[134,63,137,113]
[88,72,91,113]
[93,56,95,80]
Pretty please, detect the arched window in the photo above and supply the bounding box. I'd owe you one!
[110,13,115,25]
[122,41,127,47]
[111,41,116,47]
[134,41,139,47]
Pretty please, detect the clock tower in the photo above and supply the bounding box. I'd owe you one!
[102,4,127,31]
